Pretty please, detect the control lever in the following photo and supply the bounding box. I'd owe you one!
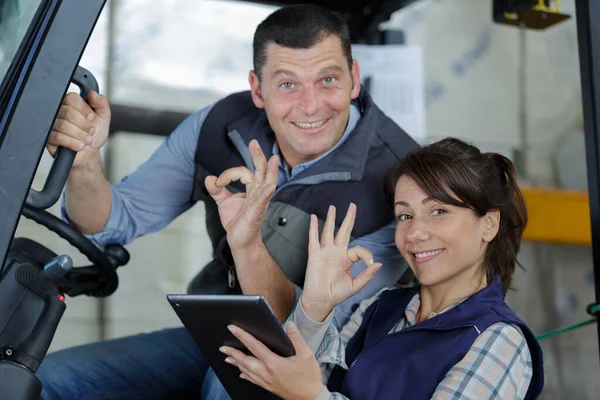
[40,255,72,281]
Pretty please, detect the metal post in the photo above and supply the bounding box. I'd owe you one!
[96,0,118,342]
[575,0,600,361]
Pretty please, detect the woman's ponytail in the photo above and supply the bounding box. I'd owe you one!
[484,153,528,291]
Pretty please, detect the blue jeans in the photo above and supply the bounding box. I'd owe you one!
[200,369,231,400]
[36,327,231,400]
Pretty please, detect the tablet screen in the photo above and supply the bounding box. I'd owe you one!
[168,294,294,400]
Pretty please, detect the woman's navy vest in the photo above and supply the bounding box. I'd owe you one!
[327,278,544,399]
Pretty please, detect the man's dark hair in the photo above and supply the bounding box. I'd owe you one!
[253,4,353,80]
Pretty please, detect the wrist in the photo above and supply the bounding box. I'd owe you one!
[229,235,264,256]
[312,383,325,400]
[300,296,334,323]
[70,150,102,174]
[229,238,267,275]
[301,383,325,400]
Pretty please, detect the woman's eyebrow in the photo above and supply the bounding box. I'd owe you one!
[394,197,434,207]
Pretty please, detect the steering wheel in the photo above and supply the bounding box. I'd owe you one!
[12,66,129,298]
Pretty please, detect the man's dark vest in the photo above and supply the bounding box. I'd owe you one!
[189,88,418,292]
[326,278,545,399]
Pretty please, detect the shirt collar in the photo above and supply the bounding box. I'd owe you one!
[404,293,468,326]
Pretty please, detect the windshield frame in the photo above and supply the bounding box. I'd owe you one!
[0,0,51,115]
[0,0,106,267]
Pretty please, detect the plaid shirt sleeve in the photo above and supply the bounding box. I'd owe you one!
[432,322,533,399]
[285,290,392,400]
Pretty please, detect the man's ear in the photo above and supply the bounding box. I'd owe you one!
[249,70,265,109]
[350,59,361,99]
[482,210,500,243]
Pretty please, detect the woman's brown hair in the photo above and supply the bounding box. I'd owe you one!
[385,137,528,290]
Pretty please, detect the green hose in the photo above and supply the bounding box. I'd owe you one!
[535,304,600,341]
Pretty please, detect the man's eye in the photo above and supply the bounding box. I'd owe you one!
[323,76,336,84]
[397,214,411,221]
[280,82,293,89]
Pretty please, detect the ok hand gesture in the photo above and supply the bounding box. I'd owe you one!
[204,139,278,252]
[300,204,382,322]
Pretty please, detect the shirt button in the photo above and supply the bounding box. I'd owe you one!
[278,217,287,226]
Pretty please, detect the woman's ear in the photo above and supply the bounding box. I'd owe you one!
[482,210,500,243]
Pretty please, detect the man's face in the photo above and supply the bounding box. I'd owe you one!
[249,34,361,167]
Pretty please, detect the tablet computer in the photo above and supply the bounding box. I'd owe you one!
[167,294,295,400]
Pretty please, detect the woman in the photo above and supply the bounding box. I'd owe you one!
[219,138,544,399]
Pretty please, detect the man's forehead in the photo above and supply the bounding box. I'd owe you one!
[264,35,346,63]
[263,40,348,76]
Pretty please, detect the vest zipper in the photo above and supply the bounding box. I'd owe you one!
[339,323,475,393]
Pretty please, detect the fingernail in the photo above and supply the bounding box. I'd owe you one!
[78,143,85,150]
[240,373,247,380]
[85,135,93,144]
[87,112,94,121]
[227,325,237,334]
[287,322,297,332]
[89,127,96,136]
[225,357,236,365]
[219,347,227,354]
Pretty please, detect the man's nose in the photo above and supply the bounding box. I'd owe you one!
[299,86,319,115]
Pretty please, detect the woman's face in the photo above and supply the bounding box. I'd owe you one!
[393,176,499,288]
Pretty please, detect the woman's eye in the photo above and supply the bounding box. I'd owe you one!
[432,209,447,216]
[397,214,411,221]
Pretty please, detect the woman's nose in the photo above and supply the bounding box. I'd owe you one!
[406,219,430,243]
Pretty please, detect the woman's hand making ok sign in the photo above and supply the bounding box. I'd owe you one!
[300,204,383,322]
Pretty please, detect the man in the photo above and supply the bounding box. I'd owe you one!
[37,4,418,399]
